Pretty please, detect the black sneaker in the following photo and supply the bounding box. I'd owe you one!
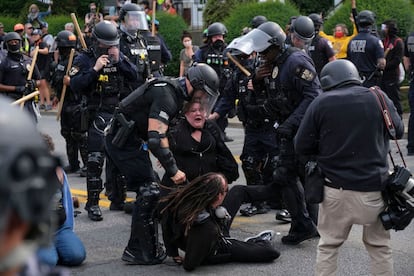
[281,230,319,245]
[275,209,292,223]
[244,230,275,243]
[240,205,258,217]
[122,247,166,265]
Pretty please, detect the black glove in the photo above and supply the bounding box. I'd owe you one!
[25,79,37,94]
[276,123,294,139]
[15,86,26,94]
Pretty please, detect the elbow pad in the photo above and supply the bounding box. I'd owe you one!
[147,131,178,177]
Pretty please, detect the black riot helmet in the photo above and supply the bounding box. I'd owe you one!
[290,15,315,42]
[119,3,148,33]
[55,30,77,48]
[320,59,362,91]
[356,10,376,28]
[308,13,323,31]
[251,15,268,28]
[207,22,228,37]
[92,20,120,46]
[0,96,61,265]
[4,32,22,53]
[119,3,142,21]
[258,21,286,48]
[186,63,220,115]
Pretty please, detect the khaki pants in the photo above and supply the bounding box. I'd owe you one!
[315,186,393,276]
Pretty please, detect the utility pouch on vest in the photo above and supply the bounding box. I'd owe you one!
[111,111,135,148]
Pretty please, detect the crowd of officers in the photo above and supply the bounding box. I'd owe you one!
[0,0,412,272]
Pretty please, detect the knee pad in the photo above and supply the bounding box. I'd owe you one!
[88,152,104,175]
[242,156,262,185]
[137,182,160,215]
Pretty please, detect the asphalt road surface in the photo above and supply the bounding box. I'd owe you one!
[38,112,414,276]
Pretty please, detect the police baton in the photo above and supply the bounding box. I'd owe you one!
[17,46,39,109]
[56,48,76,121]
[226,52,251,77]
[11,91,40,106]
[151,0,157,36]
[71,13,88,50]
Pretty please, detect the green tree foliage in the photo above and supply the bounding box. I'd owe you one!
[323,0,414,38]
[223,1,300,42]
[290,0,333,16]
[203,0,256,28]
[156,12,189,77]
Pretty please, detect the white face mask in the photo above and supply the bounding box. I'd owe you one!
[183,40,192,47]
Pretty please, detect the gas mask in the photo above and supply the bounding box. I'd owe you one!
[212,39,225,50]
[7,42,20,54]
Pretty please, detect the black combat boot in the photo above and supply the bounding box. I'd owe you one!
[85,190,103,221]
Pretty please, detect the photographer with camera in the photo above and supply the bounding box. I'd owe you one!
[295,59,403,276]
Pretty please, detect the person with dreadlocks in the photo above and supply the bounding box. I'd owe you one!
[159,172,280,271]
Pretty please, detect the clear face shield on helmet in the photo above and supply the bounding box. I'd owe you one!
[228,28,273,54]
[191,84,219,116]
[125,11,148,33]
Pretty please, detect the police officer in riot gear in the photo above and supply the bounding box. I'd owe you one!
[105,3,151,211]
[212,43,283,217]
[307,13,336,75]
[195,22,232,141]
[235,21,320,245]
[0,96,63,275]
[104,63,219,265]
[118,2,150,88]
[347,10,386,87]
[289,15,315,50]
[70,20,138,221]
[51,30,88,176]
[0,32,40,122]
[139,16,164,76]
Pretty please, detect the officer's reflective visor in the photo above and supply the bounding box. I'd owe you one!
[230,28,272,54]
[125,11,148,32]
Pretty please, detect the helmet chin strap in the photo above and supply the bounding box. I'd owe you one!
[0,241,37,273]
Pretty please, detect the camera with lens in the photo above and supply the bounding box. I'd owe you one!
[379,165,414,231]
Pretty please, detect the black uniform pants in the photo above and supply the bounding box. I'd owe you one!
[104,133,160,256]
[61,103,88,169]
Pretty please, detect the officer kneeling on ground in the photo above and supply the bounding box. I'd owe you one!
[104,63,220,265]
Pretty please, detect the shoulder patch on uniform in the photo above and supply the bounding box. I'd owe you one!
[299,68,315,81]
[69,66,79,76]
